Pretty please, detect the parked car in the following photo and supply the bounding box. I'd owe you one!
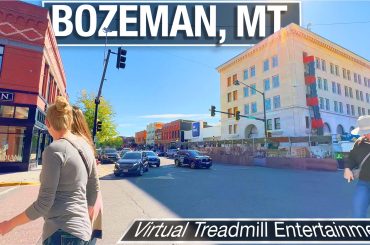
[166,149,179,158]
[143,151,160,167]
[174,150,212,169]
[156,150,165,157]
[101,148,120,164]
[114,151,149,177]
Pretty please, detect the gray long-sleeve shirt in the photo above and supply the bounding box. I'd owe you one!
[25,136,99,242]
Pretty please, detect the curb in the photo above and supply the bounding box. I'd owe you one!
[0,182,40,187]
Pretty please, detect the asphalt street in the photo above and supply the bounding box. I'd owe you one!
[0,158,359,245]
[98,158,356,245]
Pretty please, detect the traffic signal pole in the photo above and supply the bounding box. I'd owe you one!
[92,49,111,143]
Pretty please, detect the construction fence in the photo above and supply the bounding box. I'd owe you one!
[182,136,340,171]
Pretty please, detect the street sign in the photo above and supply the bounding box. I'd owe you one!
[0,91,14,102]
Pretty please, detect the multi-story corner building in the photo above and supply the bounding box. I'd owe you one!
[146,122,164,146]
[160,119,193,147]
[0,1,67,170]
[135,130,147,145]
[217,23,370,140]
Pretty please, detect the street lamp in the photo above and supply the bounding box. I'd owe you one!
[233,79,268,140]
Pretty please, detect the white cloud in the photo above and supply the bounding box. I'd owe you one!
[118,123,134,127]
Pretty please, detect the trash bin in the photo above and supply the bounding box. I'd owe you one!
[335,152,345,170]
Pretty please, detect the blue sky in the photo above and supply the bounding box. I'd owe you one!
[28,1,370,136]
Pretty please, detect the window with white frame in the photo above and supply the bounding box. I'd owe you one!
[317,77,322,89]
[274,118,281,130]
[319,97,325,109]
[273,96,281,109]
[322,60,326,71]
[316,58,320,69]
[251,66,256,77]
[323,79,328,91]
[325,98,330,111]
[244,104,250,114]
[272,55,278,68]
[346,104,351,115]
[264,78,270,91]
[337,84,341,95]
[272,75,280,88]
[265,98,272,111]
[351,105,355,116]
[251,102,257,113]
[263,59,269,72]
[243,69,249,80]
[244,87,249,97]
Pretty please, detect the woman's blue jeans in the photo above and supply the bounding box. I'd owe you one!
[43,230,90,245]
[353,180,370,218]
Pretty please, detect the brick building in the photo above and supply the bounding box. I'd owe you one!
[135,130,147,146]
[0,1,67,170]
[160,120,193,148]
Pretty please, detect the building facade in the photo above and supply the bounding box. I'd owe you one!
[135,130,147,145]
[146,122,164,146]
[0,1,67,170]
[160,120,193,147]
[184,121,221,142]
[154,128,162,147]
[217,23,370,140]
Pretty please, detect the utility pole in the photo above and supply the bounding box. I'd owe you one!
[92,49,111,143]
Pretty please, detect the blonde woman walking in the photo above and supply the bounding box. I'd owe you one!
[0,96,99,245]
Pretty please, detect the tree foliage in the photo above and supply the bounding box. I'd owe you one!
[75,90,119,146]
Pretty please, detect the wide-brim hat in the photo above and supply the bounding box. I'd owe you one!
[351,115,370,135]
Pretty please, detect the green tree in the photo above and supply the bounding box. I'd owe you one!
[75,90,118,145]
[104,136,123,148]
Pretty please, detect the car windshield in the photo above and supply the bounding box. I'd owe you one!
[105,149,116,154]
[189,150,202,156]
[122,152,141,159]
[145,152,156,157]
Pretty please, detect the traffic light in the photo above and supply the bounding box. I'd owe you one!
[210,106,216,117]
[97,120,103,132]
[116,47,127,69]
[235,111,240,120]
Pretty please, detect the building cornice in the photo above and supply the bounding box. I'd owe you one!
[288,26,370,70]
[217,23,370,73]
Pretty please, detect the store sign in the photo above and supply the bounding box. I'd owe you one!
[192,122,200,137]
[0,92,14,102]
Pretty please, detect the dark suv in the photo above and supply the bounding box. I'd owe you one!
[114,151,149,176]
[101,148,120,164]
[174,150,212,169]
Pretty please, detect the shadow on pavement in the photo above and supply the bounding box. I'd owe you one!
[124,162,356,219]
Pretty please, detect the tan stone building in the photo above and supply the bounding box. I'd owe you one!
[217,23,370,140]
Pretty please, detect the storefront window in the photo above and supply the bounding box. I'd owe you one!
[0,126,25,162]
[0,105,15,118]
[14,107,29,119]
[30,128,39,162]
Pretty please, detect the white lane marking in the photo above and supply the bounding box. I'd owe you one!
[0,186,18,197]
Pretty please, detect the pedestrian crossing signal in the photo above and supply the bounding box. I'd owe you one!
[116,47,127,69]
[97,120,103,132]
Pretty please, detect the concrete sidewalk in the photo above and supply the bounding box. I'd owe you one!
[0,166,41,187]
[0,164,113,187]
